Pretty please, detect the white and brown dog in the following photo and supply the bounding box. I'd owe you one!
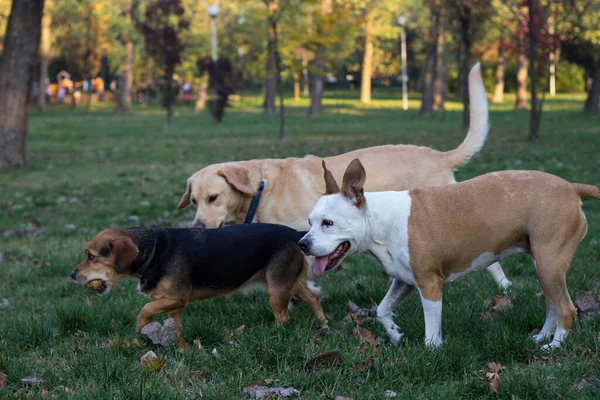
[178,64,511,289]
[299,159,599,349]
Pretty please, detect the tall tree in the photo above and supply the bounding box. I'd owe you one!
[360,8,373,104]
[263,0,278,115]
[308,0,331,117]
[446,0,493,128]
[0,0,45,170]
[137,0,189,122]
[118,0,135,114]
[514,3,528,110]
[38,1,52,112]
[492,40,505,103]
[420,3,440,117]
[433,21,446,110]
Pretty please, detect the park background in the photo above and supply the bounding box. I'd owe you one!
[0,0,599,398]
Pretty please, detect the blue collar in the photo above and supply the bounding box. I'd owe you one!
[244,180,265,224]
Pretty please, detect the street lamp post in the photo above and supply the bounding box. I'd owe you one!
[397,14,408,111]
[207,4,219,121]
[207,4,219,62]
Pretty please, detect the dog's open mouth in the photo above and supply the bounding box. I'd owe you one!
[313,241,350,277]
[85,279,108,295]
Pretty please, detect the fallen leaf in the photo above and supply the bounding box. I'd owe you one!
[140,351,166,374]
[484,362,504,398]
[235,325,245,334]
[532,354,551,362]
[193,339,203,351]
[575,291,600,320]
[264,378,275,385]
[306,350,343,369]
[353,359,376,374]
[21,376,43,385]
[41,387,49,398]
[536,291,544,297]
[479,311,495,321]
[132,338,143,347]
[0,298,9,308]
[140,318,179,346]
[492,295,513,312]
[356,327,377,345]
[385,390,397,398]
[335,396,355,400]
[243,384,300,399]
[212,348,220,358]
[0,372,7,388]
[574,374,599,390]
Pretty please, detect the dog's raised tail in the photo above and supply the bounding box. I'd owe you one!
[572,184,600,200]
[446,62,489,170]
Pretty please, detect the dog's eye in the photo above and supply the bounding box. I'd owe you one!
[208,195,218,203]
[308,219,312,227]
[322,219,333,228]
[191,198,197,206]
[87,252,95,261]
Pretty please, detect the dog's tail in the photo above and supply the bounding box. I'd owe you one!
[572,184,600,200]
[445,62,489,170]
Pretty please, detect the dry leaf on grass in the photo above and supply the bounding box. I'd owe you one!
[479,311,495,321]
[140,318,179,346]
[223,324,246,343]
[575,291,600,320]
[574,374,599,390]
[353,359,376,374]
[484,362,504,398]
[0,372,7,389]
[356,327,378,345]
[385,390,398,398]
[335,396,355,400]
[21,376,43,385]
[492,296,513,311]
[140,351,166,374]
[243,384,300,399]
[306,350,343,369]
[178,338,192,353]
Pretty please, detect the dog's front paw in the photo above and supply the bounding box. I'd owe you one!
[387,326,405,345]
[531,332,552,343]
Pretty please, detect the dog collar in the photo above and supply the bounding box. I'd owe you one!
[134,230,157,278]
[244,179,265,224]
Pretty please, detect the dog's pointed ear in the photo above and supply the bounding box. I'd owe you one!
[341,158,366,209]
[178,178,192,209]
[111,236,139,273]
[322,160,340,195]
[218,164,255,196]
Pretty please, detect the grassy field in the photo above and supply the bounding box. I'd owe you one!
[1,90,599,399]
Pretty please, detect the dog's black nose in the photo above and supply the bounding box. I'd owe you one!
[192,220,206,229]
[298,238,310,253]
[70,271,77,280]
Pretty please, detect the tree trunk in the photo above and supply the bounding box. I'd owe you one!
[119,3,134,114]
[515,52,527,110]
[492,41,505,103]
[583,67,600,116]
[264,0,277,116]
[309,0,331,117]
[527,0,540,142]
[195,78,208,112]
[459,6,471,129]
[420,8,439,117]
[293,72,300,101]
[360,12,373,104]
[0,0,44,170]
[302,49,309,97]
[433,22,446,111]
[38,4,51,112]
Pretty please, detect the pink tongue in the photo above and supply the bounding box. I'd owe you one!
[313,256,329,277]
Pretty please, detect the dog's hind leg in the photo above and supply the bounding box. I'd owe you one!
[293,279,326,325]
[167,308,184,332]
[531,292,556,343]
[377,279,414,345]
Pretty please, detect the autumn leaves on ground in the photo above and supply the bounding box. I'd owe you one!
[0,93,599,399]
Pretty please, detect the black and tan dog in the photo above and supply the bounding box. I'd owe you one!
[70,224,325,333]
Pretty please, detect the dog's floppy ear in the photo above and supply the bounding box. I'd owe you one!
[218,164,255,196]
[322,160,340,195]
[341,158,366,209]
[111,236,139,273]
[178,178,192,209]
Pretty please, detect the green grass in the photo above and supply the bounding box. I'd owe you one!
[1,91,599,399]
